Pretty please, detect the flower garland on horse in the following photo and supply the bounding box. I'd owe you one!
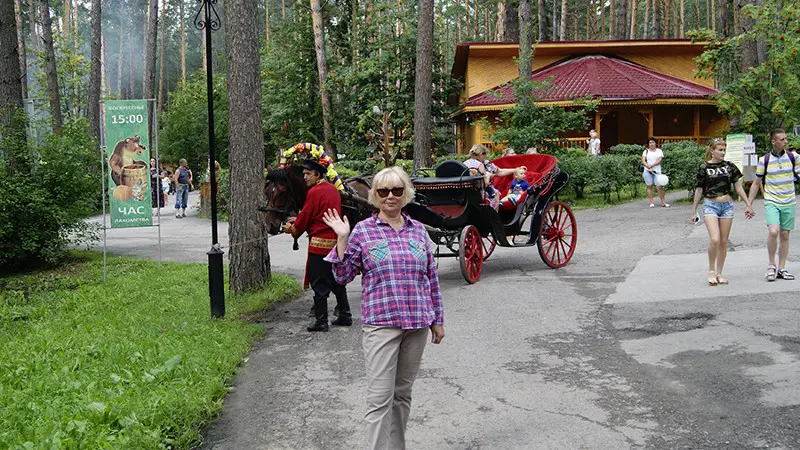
[279,142,344,191]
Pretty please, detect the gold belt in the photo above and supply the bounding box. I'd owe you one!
[309,237,336,250]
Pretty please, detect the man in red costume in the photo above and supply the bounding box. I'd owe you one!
[284,159,352,332]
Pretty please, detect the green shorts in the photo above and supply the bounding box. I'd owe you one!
[764,203,796,230]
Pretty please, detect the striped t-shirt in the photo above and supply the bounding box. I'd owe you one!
[756,150,800,206]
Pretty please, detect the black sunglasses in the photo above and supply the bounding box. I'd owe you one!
[376,187,405,198]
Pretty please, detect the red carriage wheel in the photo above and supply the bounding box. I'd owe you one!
[482,234,496,261]
[459,225,483,283]
[537,201,577,268]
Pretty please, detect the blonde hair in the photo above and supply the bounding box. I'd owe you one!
[369,166,416,208]
[469,144,488,158]
[514,166,527,177]
[706,141,726,161]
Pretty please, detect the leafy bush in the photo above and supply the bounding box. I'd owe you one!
[0,118,100,271]
[662,147,705,190]
[336,159,378,176]
[559,153,594,199]
[608,143,646,157]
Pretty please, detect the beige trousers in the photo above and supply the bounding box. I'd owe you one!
[362,325,429,450]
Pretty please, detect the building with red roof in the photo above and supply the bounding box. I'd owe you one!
[451,40,729,154]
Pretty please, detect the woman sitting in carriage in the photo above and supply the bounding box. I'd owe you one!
[463,144,527,211]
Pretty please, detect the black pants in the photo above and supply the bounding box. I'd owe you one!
[308,253,351,322]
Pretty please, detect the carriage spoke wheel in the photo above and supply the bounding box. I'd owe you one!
[537,201,577,268]
[482,233,496,261]
[459,225,483,284]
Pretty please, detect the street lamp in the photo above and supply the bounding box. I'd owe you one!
[194,0,224,318]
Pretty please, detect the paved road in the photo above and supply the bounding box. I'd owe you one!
[89,192,800,449]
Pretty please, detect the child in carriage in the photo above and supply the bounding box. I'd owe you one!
[499,166,530,208]
[464,144,528,211]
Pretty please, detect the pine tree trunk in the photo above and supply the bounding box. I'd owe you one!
[28,0,38,51]
[225,0,270,293]
[144,0,158,147]
[281,0,286,21]
[665,0,670,37]
[695,0,700,29]
[496,2,505,40]
[673,0,679,38]
[610,0,615,38]
[128,17,134,98]
[201,26,207,72]
[265,0,271,42]
[538,0,545,41]
[732,0,738,35]
[616,0,628,39]
[643,0,650,38]
[180,0,186,83]
[157,0,166,112]
[1,0,23,111]
[1,0,25,173]
[630,0,638,38]
[738,0,756,69]
[413,0,433,169]
[518,0,533,102]
[39,0,63,132]
[502,1,518,41]
[63,0,70,38]
[14,0,27,99]
[88,0,102,139]
[310,0,334,158]
[712,0,717,34]
[559,0,567,40]
[601,0,606,39]
[586,1,591,40]
[679,0,684,37]
[653,0,661,37]
[117,18,124,97]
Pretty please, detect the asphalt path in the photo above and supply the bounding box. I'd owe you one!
[88,191,800,449]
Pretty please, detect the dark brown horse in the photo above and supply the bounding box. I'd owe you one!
[264,165,373,236]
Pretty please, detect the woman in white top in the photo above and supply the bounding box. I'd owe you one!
[641,137,670,208]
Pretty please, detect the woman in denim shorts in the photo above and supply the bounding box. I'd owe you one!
[690,140,753,286]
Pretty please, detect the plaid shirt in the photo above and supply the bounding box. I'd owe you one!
[324,212,443,329]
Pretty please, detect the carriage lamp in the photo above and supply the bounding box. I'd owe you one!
[195,0,225,318]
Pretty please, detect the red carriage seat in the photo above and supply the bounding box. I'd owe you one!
[490,154,558,211]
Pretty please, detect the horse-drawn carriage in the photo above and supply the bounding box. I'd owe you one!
[265,144,577,284]
[405,153,577,283]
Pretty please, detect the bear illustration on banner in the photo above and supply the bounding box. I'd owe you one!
[108,135,148,202]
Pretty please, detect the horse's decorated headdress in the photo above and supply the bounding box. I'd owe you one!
[279,143,344,191]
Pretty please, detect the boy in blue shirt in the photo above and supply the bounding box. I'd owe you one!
[500,167,530,207]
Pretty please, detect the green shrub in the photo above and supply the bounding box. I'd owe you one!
[336,159,378,176]
[662,147,705,190]
[559,153,595,199]
[663,140,707,154]
[608,143,646,157]
[0,118,100,271]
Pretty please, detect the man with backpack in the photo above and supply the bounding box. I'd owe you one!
[173,159,193,218]
[745,129,800,281]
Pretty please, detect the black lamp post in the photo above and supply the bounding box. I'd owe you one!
[194,0,224,318]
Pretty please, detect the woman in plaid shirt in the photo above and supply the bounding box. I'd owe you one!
[323,166,444,449]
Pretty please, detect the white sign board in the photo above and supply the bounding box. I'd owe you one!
[725,134,756,181]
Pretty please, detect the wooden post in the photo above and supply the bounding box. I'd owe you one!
[594,112,601,137]
[648,111,654,138]
[693,106,700,142]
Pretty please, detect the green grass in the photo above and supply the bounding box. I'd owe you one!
[0,252,301,449]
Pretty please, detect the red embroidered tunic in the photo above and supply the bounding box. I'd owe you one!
[290,181,341,255]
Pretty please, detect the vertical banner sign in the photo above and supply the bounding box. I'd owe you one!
[104,100,153,228]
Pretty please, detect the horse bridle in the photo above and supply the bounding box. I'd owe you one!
[264,180,298,220]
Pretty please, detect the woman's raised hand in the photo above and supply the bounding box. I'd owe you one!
[323,208,350,237]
